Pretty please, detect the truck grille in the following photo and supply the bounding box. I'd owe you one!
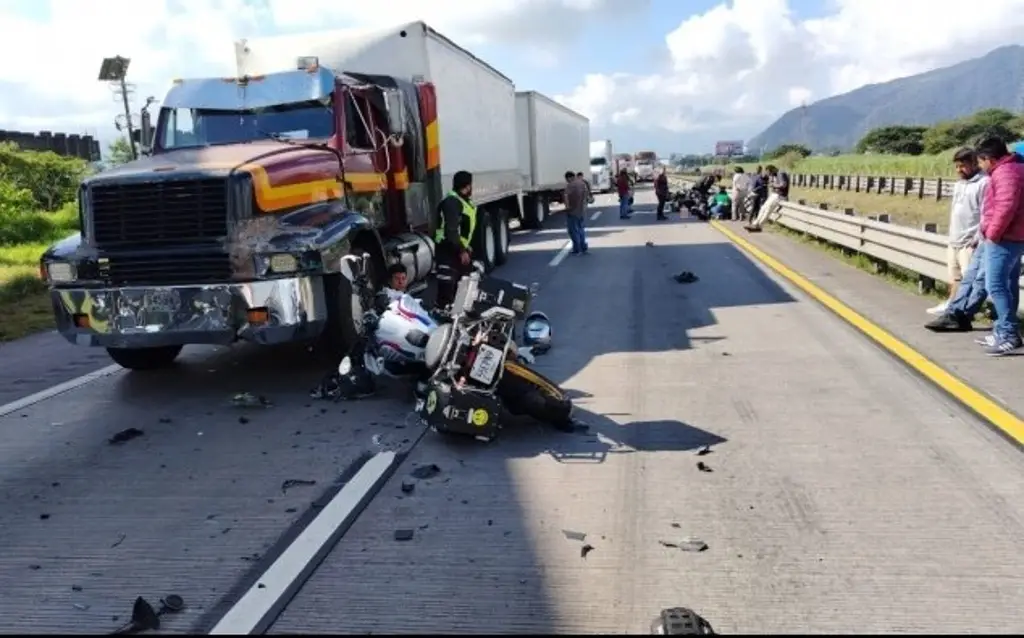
[104,252,233,287]
[90,178,229,248]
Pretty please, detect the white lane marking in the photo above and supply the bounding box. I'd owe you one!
[548,241,573,267]
[209,450,398,635]
[0,363,123,418]
[590,210,603,221]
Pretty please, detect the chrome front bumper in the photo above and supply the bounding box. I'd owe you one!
[51,276,328,349]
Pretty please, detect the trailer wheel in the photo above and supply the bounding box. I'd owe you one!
[106,345,183,371]
[523,196,548,229]
[473,211,497,272]
[492,208,510,266]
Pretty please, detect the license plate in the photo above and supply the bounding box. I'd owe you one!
[468,344,503,384]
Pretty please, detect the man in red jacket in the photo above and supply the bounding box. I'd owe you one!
[977,136,1024,355]
[616,169,633,220]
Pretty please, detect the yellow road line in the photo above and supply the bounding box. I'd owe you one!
[711,220,1024,446]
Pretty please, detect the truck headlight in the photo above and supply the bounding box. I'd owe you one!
[45,262,76,284]
[269,253,298,273]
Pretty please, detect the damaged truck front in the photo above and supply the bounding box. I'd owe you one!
[41,62,442,370]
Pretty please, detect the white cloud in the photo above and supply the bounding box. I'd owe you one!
[556,0,1024,150]
[0,0,627,147]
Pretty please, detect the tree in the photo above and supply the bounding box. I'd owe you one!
[0,142,88,211]
[856,125,927,155]
[107,137,134,165]
[765,144,811,160]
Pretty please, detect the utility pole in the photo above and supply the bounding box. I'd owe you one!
[98,55,137,160]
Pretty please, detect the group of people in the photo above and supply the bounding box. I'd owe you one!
[923,136,1024,356]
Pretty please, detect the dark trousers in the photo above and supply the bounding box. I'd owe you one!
[434,243,469,309]
[656,195,667,217]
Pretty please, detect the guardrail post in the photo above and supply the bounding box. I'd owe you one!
[918,223,938,294]
[917,177,925,199]
[818,203,828,210]
[867,215,890,274]
[844,207,854,216]
[935,178,943,201]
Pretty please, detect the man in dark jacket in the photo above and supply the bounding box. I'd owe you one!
[433,170,476,309]
[655,167,670,220]
[616,169,633,219]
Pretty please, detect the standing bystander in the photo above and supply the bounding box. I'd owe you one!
[563,171,589,255]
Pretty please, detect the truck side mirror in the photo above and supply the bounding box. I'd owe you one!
[139,110,155,155]
[383,88,406,136]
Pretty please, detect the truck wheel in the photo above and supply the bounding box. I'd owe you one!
[473,212,497,272]
[106,345,183,371]
[523,196,548,229]
[323,248,374,358]
[492,208,510,266]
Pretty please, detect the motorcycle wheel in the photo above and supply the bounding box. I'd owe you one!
[500,360,573,427]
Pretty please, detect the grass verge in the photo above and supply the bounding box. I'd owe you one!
[0,243,54,343]
[787,187,949,230]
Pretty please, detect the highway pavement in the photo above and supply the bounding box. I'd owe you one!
[1,187,1022,634]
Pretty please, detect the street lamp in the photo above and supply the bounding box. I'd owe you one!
[98,55,138,160]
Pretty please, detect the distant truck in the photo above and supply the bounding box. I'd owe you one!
[514,91,590,217]
[633,151,657,182]
[589,140,613,193]
[614,153,634,177]
[40,21,583,371]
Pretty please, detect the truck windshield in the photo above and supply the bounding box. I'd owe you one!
[159,99,334,149]
[590,157,607,166]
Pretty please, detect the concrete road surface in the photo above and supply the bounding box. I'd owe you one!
[1,187,1023,634]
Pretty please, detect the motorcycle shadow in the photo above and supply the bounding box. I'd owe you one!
[478,405,727,464]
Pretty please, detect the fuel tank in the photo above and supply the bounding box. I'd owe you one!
[384,233,435,284]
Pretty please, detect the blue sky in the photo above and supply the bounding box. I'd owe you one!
[1,0,1021,156]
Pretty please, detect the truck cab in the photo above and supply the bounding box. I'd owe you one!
[633,151,657,182]
[588,140,613,193]
[41,61,443,370]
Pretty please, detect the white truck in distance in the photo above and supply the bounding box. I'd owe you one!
[633,150,657,182]
[589,140,613,193]
[514,91,590,220]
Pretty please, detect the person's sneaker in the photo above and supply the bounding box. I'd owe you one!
[743,225,762,233]
[925,301,949,315]
[985,339,1023,357]
[924,314,972,332]
[975,334,996,347]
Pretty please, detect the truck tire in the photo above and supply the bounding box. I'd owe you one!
[492,208,510,266]
[323,248,374,358]
[473,211,497,272]
[522,196,548,229]
[106,345,183,371]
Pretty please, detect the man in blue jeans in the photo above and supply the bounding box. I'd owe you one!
[975,136,1024,355]
[925,239,989,332]
[563,170,589,255]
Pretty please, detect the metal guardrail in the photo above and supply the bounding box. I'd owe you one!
[667,176,1024,294]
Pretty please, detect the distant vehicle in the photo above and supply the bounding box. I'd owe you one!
[589,140,613,192]
[634,150,657,182]
[614,153,633,176]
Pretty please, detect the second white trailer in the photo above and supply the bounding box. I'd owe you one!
[514,91,590,227]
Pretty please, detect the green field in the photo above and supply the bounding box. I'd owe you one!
[705,149,960,179]
[0,143,86,342]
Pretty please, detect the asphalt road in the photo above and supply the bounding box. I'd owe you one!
[2,187,1023,634]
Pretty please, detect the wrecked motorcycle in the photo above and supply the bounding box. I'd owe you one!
[314,259,573,440]
[417,268,573,441]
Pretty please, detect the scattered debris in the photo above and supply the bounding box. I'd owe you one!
[281,479,316,493]
[238,416,250,424]
[660,537,708,552]
[28,564,40,570]
[650,607,716,635]
[73,603,90,611]
[697,462,713,473]
[410,464,441,480]
[111,533,127,549]
[231,392,272,409]
[394,528,415,542]
[108,428,144,445]
[673,271,699,284]
[400,480,415,494]
[670,523,681,528]
[580,544,595,559]
[39,513,50,520]
[645,241,655,247]
[562,529,587,542]
[158,417,172,424]
[72,585,83,592]
[721,351,731,356]
[696,446,712,456]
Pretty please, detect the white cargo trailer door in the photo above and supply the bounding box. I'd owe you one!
[521,91,590,192]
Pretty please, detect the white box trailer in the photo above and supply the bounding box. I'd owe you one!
[515,91,590,223]
[233,22,522,209]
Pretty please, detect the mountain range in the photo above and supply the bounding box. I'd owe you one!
[748,45,1024,153]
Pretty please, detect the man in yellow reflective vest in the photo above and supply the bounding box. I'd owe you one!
[433,170,476,308]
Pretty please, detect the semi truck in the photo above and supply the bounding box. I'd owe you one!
[589,140,613,193]
[614,153,634,177]
[39,21,587,371]
[633,150,657,182]
[515,91,590,212]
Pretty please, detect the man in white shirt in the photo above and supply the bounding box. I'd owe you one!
[730,166,752,221]
[926,148,989,315]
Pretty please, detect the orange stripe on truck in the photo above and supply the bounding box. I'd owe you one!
[425,121,440,170]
